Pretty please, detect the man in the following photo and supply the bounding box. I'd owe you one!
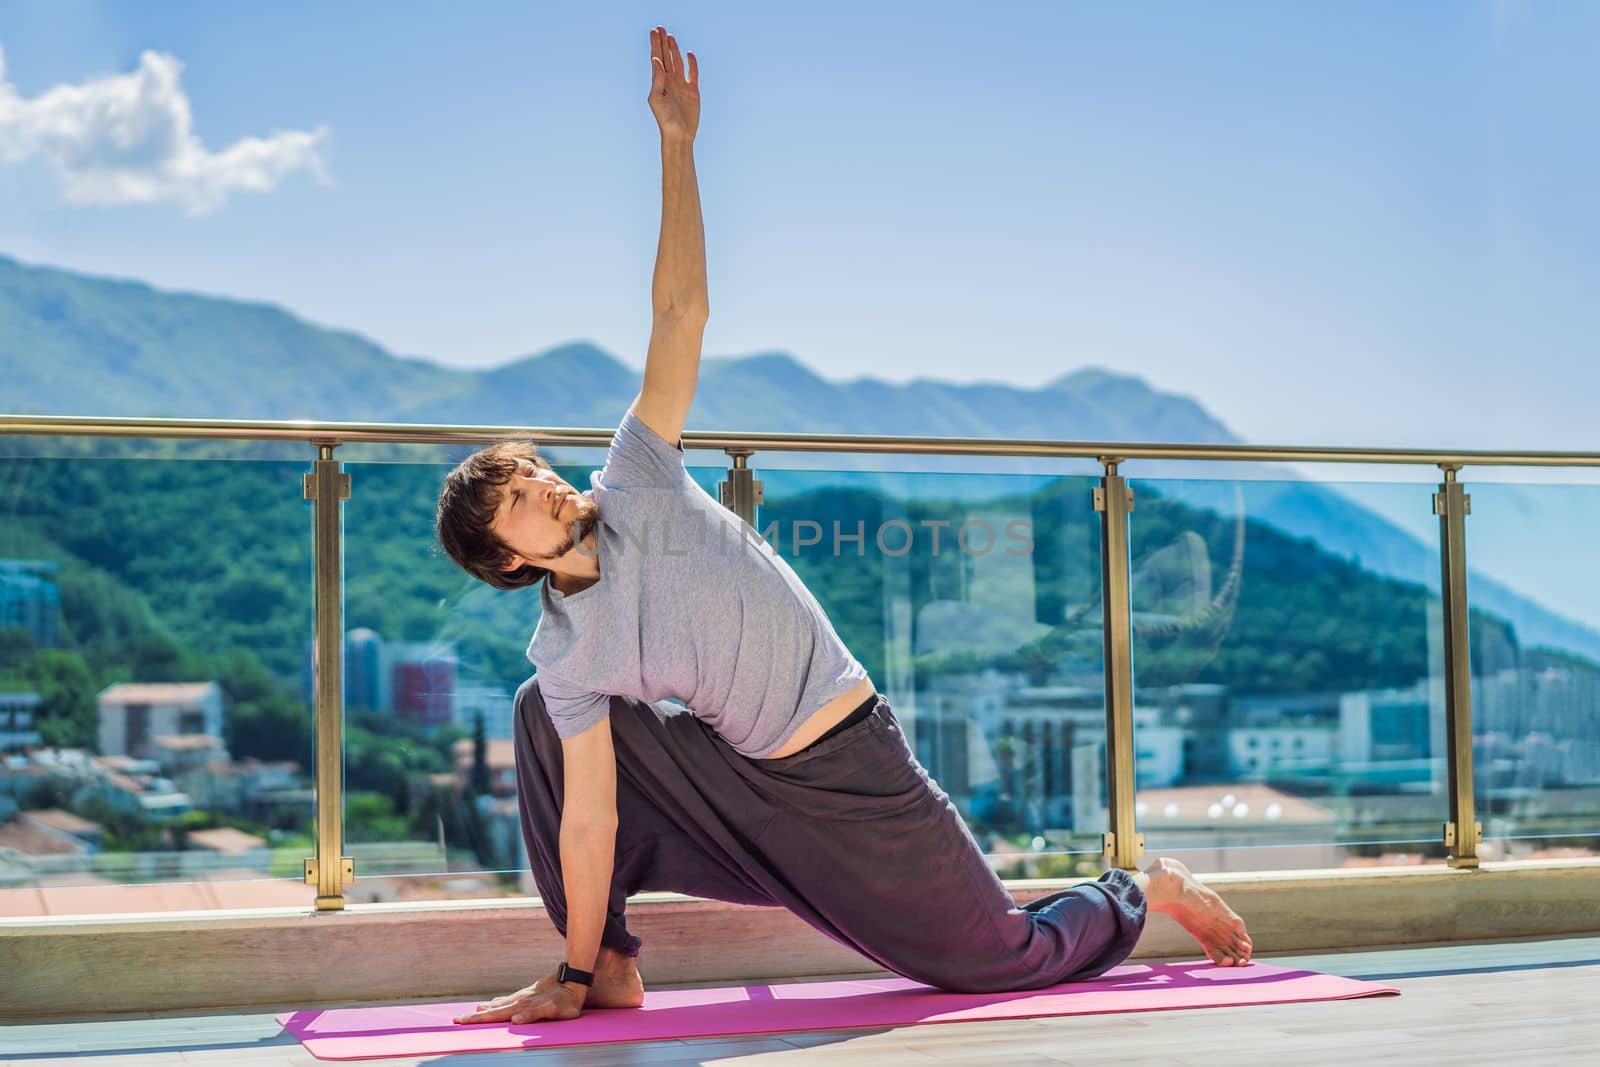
[438,25,1251,1028]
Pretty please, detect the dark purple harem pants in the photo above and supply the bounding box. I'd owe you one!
[512,678,1146,994]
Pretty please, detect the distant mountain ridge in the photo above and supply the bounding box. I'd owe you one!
[5,251,1597,660]
[0,254,462,421]
[0,254,1232,443]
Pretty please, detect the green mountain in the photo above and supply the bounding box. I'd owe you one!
[0,254,464,420]
[0,254,1231,443]
[4,251,1596,661]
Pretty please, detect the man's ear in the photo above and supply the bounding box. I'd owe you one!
[500,553,528,573]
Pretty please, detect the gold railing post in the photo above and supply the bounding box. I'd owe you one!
[303,442,354,908]
[718,448,763,527]
[1436,465,1481,868]
[1096,460,1144,870]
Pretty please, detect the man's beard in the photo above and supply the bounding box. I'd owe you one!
[535,493,601,561]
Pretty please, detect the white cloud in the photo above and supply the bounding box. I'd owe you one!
[0,42,329,214]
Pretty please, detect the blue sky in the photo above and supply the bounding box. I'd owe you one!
[1,0,1597,455]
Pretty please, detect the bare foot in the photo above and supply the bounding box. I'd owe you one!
[586,947,646,1008]
[1142,857,1253,967]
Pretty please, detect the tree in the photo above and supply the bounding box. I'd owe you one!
[25,649,97,749]
[470,711,492,798]
[346,791,411,842]
[20,775,69,810]
[0,627,36,671]
[410,781,494,869]
[218,649,314,764]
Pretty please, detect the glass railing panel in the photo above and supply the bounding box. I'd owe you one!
[754,461,1108,879]
[4,431,1595,920]
[336,446,1108,898]
[1125,473,1448,873]
[333,443,588,902]
[0,439,317,915]
[1450,476,1600,862]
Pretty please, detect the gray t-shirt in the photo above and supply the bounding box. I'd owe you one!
[525,410,869,757]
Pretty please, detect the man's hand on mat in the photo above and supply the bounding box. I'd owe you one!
[466,971,558,1012]
[452,976,585,1025]
[455,949,646,1024]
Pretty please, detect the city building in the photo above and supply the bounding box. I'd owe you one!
[451,737,516,798]
[1227,724,1336,779]
[97,682,225,761]
[14,808,104,853]
[0,753,50,816]
[184,826,269,861]
[0,561,61,647]
[1338,677,1444,794]
[1476,664,1600,789]
[149,734,230,776]
[0,809,98,865]
[298,629,394,714]
[388,644,456,729]
[453,684,515,741]
[913,672,1189,835]
[173,755,303,818]
[344,628,388,713]
[1132,783,1340,872]
[79,755,191,819]
[0,691,44,752]
[1066,711,1189,835]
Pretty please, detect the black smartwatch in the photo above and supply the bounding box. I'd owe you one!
[555,962,594,988]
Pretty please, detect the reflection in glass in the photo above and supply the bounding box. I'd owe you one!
[336,454,1113,896]
[1126,477,1449,873]
[754,464,1108,880]
[334,449,572,903]
[1457,482,1600,862]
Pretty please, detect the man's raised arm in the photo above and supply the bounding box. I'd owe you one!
[631,25,707,448]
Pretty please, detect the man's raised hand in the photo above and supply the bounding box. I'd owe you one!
[648,25,699,143]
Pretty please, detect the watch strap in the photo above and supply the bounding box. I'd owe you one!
[556,962,595,987]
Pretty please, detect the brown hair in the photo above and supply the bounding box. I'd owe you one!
[436,441,553,590]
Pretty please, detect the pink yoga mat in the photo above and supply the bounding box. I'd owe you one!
[277,960,1398,1061]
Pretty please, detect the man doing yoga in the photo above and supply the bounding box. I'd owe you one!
[438,25,1251,1027]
